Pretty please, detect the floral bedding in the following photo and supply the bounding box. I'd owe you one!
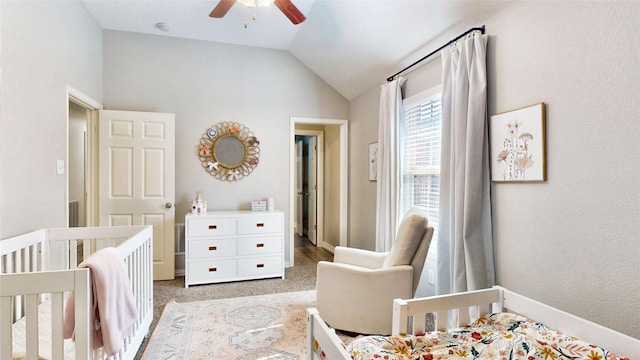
[318,312,630,360]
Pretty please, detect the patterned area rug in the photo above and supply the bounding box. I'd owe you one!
[141,290,316,359]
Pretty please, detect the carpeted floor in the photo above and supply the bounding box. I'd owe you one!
[135,263,320,359]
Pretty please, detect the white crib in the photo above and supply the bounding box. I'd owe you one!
[0,226,154,360]
[307,286,640,360]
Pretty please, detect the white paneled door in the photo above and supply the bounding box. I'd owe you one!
[99,110,175,280]
[295,141,304,237]
[307,136,317,245]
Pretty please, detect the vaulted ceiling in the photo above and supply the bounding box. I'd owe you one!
[81,0,510,100]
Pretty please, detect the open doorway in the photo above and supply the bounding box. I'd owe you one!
[68,102,89,227]
[67,86,101,228]
[295,131,323,246]
[289,117,348,267]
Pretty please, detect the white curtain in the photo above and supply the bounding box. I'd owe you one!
[375,77,406,252]
[436,32,495,294]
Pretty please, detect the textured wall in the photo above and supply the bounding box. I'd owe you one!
[0,1,102,238]
[488,1,640,339]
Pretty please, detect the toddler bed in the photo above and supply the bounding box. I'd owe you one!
[307,286,640,360]
[0,225,153,360]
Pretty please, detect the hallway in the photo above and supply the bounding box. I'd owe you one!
[294,234,333,266]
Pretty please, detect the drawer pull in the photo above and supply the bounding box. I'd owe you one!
[256,243,264,248]
[208,225,217,230]
[209,267,217,272]
[256,223,264,228]
[208,246,217,251]
[256,264,265,268]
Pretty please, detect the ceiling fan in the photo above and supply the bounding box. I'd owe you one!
[209,0,306,25]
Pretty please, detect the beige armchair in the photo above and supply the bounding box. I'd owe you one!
[316,209,434,335]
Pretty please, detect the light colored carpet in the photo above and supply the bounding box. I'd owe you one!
[141,290,316,359]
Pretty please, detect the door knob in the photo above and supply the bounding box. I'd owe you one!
[165,202,173,209]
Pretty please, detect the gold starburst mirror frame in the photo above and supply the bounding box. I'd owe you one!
[198,122,260,181]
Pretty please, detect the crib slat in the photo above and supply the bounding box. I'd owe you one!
[51,293,64,360]
[73,269,91,360]
[478,303,492,319]
[32,243,41,272]
[24,245,31,272]
[1,297,12,360]
[459,306,470,326]
[70,239,79,268]
[26,294,39,360]
[435,310,448,331]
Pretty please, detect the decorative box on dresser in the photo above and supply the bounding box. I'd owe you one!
[185,210,285,288]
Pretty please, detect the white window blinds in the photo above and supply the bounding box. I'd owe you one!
[401,90,442,239]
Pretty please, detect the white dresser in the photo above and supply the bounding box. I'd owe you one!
[184,210,285,288]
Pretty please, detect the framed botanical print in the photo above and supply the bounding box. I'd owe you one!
[490,103,546,182]
[368,142,378,181]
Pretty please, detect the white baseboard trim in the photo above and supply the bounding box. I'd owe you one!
[323,243,335,253]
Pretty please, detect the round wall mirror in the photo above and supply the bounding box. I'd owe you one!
[198,122,260,181]
[213,135,246,168]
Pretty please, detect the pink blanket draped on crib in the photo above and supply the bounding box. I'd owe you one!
[63,247,138,356]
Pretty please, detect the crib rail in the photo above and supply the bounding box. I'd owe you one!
[0,269,91,360]
[306,308,351,360]
[0,225,153,360]
[392,287,502,335]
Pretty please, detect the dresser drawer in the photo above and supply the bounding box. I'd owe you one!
[237,216,281,235]
[188,217,237,237]
[188,259,236,282]
[238,255,282,277]
[188,238,237,259]
[237,236,281,256]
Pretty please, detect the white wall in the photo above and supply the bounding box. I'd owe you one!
[102,30,349,265]
[0,1,102,238]
[347,87,379,250]
[488,1,640,340]
[348,1,639,339]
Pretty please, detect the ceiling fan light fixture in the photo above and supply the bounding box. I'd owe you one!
[237,0,275,8]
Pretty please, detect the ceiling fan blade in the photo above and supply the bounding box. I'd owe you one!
[209,0,236,18]
[273,0,306,25]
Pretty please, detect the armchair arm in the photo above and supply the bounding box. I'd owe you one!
[316,261,413,335]
[333,246,388,269]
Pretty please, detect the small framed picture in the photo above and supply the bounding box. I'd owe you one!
[490,103,547,182]
[368,142,378,181]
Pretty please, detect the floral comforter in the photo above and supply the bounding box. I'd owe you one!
[343,313,629,360]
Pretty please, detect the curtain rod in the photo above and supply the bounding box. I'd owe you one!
[386,25,485,82]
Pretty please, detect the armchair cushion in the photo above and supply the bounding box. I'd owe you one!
[383,208,428,268]
[334,246,387,269]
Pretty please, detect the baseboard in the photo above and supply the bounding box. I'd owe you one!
[322,242,335,253]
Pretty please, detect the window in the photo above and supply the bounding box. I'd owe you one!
[401,88,442,243]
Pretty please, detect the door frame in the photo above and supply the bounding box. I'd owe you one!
[66,85,101,227]
[289,117,348,263]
